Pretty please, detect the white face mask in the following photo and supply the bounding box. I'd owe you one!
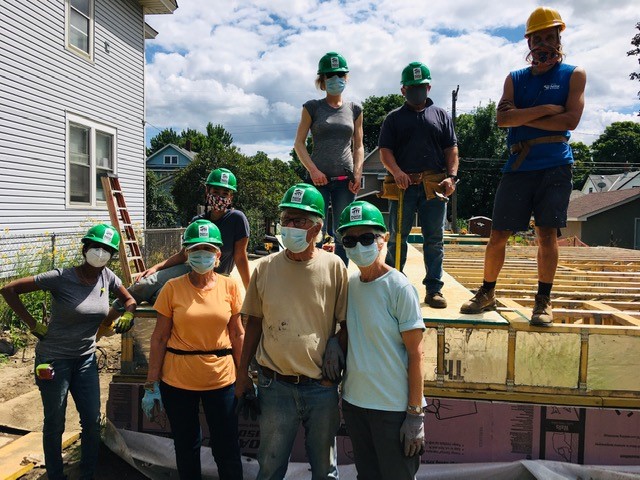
[281,226,311,253]
[85,247,112,268]
[188,250,217,274]
[345,242,380,267]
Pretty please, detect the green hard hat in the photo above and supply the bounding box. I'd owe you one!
[317,52,349,74]
[205,168,237,192]
[337,201,387,234]
[278,183,325,218]
[82,224,121,251]
[182,219,223,248]
[401,61,431,86]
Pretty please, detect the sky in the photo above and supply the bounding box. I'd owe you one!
[144,0,640,161]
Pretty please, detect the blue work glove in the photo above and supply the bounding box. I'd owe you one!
[141,381,163,419]
[399,413,425,457]
[321,336,345,381]
[31,323,48,340]
[235,384,261,421]
[113,311,134,334]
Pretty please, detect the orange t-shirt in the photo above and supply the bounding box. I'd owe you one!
[153,274,242,390]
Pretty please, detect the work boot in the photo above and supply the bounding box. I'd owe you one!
[425,292,447,309]
[459,286,496,314]
[530,294,553,326]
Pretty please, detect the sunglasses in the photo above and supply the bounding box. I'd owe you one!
[342,233,381,248]
[325,72,346,78]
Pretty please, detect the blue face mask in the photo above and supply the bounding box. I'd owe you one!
[345,241,380,267]
[281,226,311,253]
[188,250,217,274]
[325,76,346,95]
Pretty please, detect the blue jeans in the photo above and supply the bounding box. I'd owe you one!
[386,184,446,294]
[112,263,191,310]
[256,371,340,480]
[160,381,242,480]
[342,401,420,480]
[36,353,101,480]
[316,180,355,266]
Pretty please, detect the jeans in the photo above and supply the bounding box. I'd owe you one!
[342,400,420,480]
[386,184,446,294]
[316,180,355,266]
[160,381,243,480]
[256,371,340,480]
[112,264,191,310]
[36,353,101,480]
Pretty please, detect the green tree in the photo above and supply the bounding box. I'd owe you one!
[590,121,640,168]
[362,94,405,154]
[148,128,180,156]
[288,137,312,181]
[455,101,508,219]
[146,170,178,228]
[206,122,235,152]
[569,141,594,188]
[180,128,208,152]
[629,22,640,115]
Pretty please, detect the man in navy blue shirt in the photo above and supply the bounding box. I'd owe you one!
[379,61,459,309]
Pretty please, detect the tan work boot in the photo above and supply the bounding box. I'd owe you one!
[460,286,496,314]
[425,292,447,309]
[530,294,553,326]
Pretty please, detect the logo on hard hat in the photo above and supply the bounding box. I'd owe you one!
[198,225,209,238]
[103,229,114,242]
[220,172,230,185]
[413,68,423,80]
[350,206,363,222]
[330,57,339,68]
[291,188,305,204]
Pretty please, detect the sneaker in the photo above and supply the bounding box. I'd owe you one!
[460,286,496,314]
[530,294,553,326]
[425,292,447,309]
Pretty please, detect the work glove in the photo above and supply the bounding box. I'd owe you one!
[113,311,134,334]
[31,323,48,340]
[235,384,261,421]
[141,381,164,419]
[399,413,425,457]
[321,336,345,381]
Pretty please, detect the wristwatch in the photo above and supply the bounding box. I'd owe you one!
[406,404,423,415]
[446,174,459,181]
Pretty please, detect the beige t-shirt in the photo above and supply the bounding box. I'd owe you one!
[241,249,348,379]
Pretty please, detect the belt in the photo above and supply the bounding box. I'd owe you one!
[166,347,232,356]
[260,366,315,384]
[406,170,444,185]
[510,135,568,171]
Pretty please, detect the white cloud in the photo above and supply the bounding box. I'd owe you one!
[145,0,640,159]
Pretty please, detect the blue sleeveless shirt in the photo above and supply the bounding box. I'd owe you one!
[504,62,576,172]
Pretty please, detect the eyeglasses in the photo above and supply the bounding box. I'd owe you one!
[325,72,346,79]
[281,217,314,228]
[342,233,381,248]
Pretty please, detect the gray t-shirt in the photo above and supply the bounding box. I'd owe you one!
[304,99,362,177]
[35,267,122,359]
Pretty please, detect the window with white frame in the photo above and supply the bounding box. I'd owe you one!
[67,0,94,59]
[164,155,178,165]
[68,114,116,206]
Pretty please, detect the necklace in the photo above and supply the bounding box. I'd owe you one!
[188,271,217,290]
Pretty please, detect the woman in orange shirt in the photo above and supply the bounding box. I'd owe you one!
[143,219,245,479]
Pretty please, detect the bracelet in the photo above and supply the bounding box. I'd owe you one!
[447,174,459,181]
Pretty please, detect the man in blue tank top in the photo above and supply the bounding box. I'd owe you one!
[460,7,586,326]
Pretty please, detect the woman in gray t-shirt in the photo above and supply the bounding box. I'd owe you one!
[294,51,364,265]
[0,224,136,480]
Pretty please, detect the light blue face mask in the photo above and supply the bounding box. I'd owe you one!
[281,226,311,253]
[325,76,346,95]
[188,250,217,274]
[345,242,380,267]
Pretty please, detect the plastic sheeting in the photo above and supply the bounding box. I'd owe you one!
[103,420,640,480]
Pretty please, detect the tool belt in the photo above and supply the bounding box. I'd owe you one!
[260,365,315,384]
[510,135,568,171]
[166,347,232,356]
[378,171,447,201]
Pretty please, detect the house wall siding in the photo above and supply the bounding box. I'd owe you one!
[0,0,145,234]
[580,198,640,249]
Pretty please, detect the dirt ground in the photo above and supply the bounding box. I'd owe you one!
[0,334,148,479]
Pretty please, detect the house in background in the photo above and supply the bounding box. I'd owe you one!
[357,147,390,223]
[581,171,640,194]
[562,189,640,249]
[0,0,177,235]
[146,143,196,193]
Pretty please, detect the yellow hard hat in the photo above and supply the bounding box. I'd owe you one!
[525,7,565,37]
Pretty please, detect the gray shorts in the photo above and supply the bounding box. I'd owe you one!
[492,165,572,232]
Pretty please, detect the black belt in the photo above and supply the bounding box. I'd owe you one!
[260,365,315,384]
[166,347,232,356]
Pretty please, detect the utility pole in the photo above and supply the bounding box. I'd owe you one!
[451,85,460,233]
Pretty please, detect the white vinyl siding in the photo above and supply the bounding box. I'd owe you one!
[67,0,95,61]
